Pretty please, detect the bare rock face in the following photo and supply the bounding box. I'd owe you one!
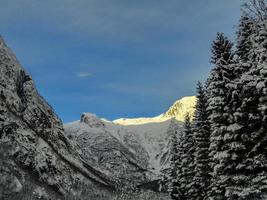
[80,113,105,128]
[0,36,115,200]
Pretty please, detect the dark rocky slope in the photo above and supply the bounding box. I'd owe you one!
[0,36,116,199]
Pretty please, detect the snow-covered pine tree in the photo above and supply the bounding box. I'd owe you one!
[236,15,255,62]
[167,120,181,200]
[177,113,196,200]
[225,18,267,199]
[210,33,233,65]
[235,15,257,76]
[218,12,258,199]
[216,2,267,198]
[206,33,235,199]
[192,82,211,199]
[230,14,257,120]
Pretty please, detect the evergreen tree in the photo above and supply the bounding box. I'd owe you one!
[225,19,267,199]
[167,120,181,200]
[218,13,258,199]
[220,2,267,198]
[169,2,267,199]
[230,14,257,124]
[210,33,233,65]
[177,114,196,199]
[206,33,235,199]
[236,15,255,62]
[192,82,211,199]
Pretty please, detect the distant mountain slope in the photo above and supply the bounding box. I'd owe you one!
[65,113,150,185]
[65,96,196,187]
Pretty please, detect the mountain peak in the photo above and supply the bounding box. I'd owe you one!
[80,112,105,128]
[113,96,196,125]
[163,96,196,121]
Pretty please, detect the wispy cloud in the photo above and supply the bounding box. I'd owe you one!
[76,72,91,78]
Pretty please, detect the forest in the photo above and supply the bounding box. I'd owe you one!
[167,0,267,199]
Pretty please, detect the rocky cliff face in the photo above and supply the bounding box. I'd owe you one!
[0,36,115,200]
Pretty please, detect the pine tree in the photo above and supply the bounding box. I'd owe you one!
[217,2,267,198]
[217,13,258,199]
[206,33,235,199]
[225,19,267,199]
[230,14,257,124]
[210,33,233,65]
[201,2,267,199]
[177,114,196,199]
[236,15,255,61]
[192,82,211,199]
[167,120,181,200]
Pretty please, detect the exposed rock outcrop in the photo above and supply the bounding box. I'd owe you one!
[0,36,115,200]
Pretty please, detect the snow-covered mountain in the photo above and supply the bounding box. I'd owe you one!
[64,96,196,187]
[0,35,195,199]
[113,96,196,125]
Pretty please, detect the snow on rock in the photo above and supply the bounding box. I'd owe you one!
[113,96,196,125]
[162,96,196,121]
[113,114,168,125]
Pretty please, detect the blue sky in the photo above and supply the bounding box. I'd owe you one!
[0,0,244,122]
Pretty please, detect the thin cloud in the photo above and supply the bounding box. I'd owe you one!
[76,72,91,78]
